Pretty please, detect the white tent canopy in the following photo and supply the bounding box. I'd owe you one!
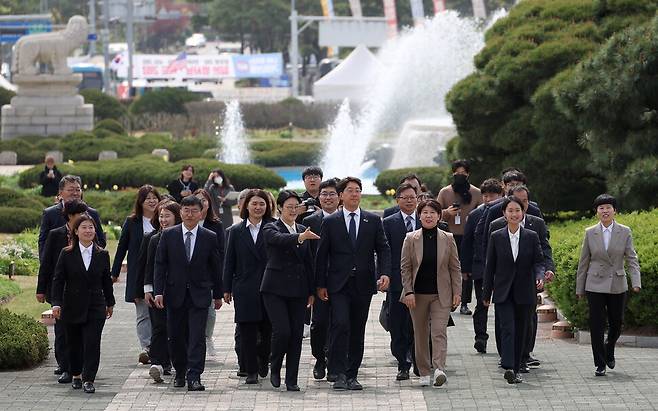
[313,44,381,102]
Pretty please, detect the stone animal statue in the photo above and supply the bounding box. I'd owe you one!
[12,16,88,76]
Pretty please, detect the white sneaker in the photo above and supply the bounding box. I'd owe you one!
[419,375,431,386]
[206,337,216,356]
[433,369,447,387]
[149,364,163,383]
[303,324,310,338]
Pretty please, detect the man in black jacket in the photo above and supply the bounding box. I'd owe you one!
[382,173,423,218]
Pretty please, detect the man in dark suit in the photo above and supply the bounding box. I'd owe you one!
[382,173,423,218]
[316,176,391,390]
[302,178,340,381]
[460,178,503,354]
[38,175,106,259]
[382,183,420,381]
[154,195,223,392]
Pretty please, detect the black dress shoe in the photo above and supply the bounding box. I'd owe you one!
[606,358,616,369]
[595,367,606,377]
[174,377,186,388]
[327,373,338,383]
[526,356,541,367]
[258,362,269,378]
[513,376,523,384]
[412,366,420,377]
[245,373,258,384]
[460,305,472,315]
[163,367,172,376]
[72,378,82,389]
[270,370,281,388]
[237,370,248,377]
[58,372,72,384]
[519,365,530,373]
[54,367,63,375]
[83,382,95,393]
[474,339,487,354]
[396,370,410,381]
[332,375,348,390]
[286,384,300,391]
[347,378,363,391]
[313,361,326,380]
[504,369,516,384]
[187,380,205,391]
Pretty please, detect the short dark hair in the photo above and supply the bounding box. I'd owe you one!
[62,199,88,221]
[452,159,471,173]
[179,164,194,179]
[396,183,417,197]
[480,178,503,195]
[399,173,423,186]
[240,189,272,220]
[319,179,338,192]
[593,194,617,211]
[501,195,525,213]
[58,175,82,191]
[276,190,302,208]
[180,195,203,209]
[508,185,530,199]
[417,198,442,215]
[502,169,527,185]
[151,199,181,229]
[302,166,323,180]
[337,177,362,193]
[130,185,161,219]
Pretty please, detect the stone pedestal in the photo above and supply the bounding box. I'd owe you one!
[1,74,93,140]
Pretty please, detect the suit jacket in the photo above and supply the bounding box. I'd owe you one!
[166,179,199,203]
[38,202,105,259]
[51,245,115,324]
[135,230,158,296]
[223,218,274,322]
[315,208,391,295]
[37,225,69,303]
[201,219,226,279]
[154,224,222,309]
[383,205,400,219]
[460,204,485,279]
[143,232,163,290]
[302,210,324,257]
[111,216,149,302]
[39,166,62,197]
[483,227,544,305]
[489,214,555,272]
[261,219,315,298]
[383,211,421,292]
[399,228,462,308]
[576,222,641,295]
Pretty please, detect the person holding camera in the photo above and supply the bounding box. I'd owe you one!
[39,155,63,198]
[204,169,237,229]
[437,160,482,315]
[295,166,323,224]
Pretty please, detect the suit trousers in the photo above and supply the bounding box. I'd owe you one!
[310,297,331,365]
[234,324,243,372]
[135,299,151,350]
[167,290,208,381]
[54,318,69,372]
[388,289,415,371]
[262,293,306,385]
[65,317,105,382]
[522,301,538,362]
[148,305,170,368]
[586,291,626,368]
[329,277,372,380]
[495,299,532,373]
[409,294,451,376]
[472,279,489,343]
[238,318,272,375]
[454,235,472,304]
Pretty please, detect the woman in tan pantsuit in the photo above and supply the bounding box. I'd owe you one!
[400,199,462,387]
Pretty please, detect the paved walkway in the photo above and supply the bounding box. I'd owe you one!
[2,280,658,410]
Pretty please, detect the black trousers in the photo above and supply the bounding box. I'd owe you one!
[262,293,306,385]
[167,291,208,381]
[329,277,372,380]
[495,299,532,374]
[453,235,472,304]
[234,324,243,372]
[54,318,69,372]
[310,296,331,366]
[65,317,105,382]
[387,289,415,371]
[522,302,538,362]
[148,305,170,368]
[472,278,489,342]
[238,318,272,375]
[587,291,626,368]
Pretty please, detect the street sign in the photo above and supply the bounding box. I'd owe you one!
[88,33,98,41]
[0,18,52,44]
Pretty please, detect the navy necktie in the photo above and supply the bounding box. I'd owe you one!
[405,215,414,232]
[349,212,357,246]
[185,231,192,262]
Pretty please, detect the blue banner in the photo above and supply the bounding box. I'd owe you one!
[232,53,283,79]
[0,19,52,43]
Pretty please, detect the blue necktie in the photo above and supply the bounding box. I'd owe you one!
[349,212,357,246]
[405,215,414,232]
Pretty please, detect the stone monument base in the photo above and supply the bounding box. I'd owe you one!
[1,74,93,140]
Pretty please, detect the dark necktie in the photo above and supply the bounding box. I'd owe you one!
[349,212,357,246]
[405,215,414,232]
[185,231,192,262]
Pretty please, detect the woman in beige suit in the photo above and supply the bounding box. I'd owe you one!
[576,194,641,377]
[400,199,461,387]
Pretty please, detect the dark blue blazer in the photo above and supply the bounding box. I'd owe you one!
[261,219,314,298]
[302,210,324,256]
[143,231,162,288]
[483,227,544,305]
[201,219,226,277]
[383,211,420,292]
[383,205,400,219]
[460,204,486,279]
[38,202,105,259]
[135,230,158,296]
[315,208,391,295]
[154,224,222,309]
[37,225,69,303]
[111,216,148,302]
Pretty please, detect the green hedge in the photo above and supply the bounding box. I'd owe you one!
[0,308,49,370]
[0,207,41,233]
[83,190,140,225]
[0,277,20,302]
[250,140,322,167]
[374,167,451,196]
[130,88,203,115]
[80,89,127,121]
[547,209,658,330]
[94,118,126,135]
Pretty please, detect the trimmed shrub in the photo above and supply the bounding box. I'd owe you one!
[0,277,20,302]
[374,167,451,197]
[250,140,322,167]
[80,89,127,121]
[82,190,140,225]
[94,118,125,135]
[130,88,203,115]
[0,308,49,370]
[0,87,15,107]
[0,138,45,165]
[0,207,41,233]
[547,209,658,330]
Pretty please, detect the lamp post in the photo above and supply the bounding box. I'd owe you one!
[289,0,299,97]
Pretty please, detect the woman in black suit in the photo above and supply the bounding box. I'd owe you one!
[193,188,226,352]
[167,164,199,203]
[224,189,275,384]
[51,213,115,393]
[483,196,544,385]
[262,190,318,391]
[111,185,161,364]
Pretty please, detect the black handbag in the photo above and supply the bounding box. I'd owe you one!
[379,299,390,332]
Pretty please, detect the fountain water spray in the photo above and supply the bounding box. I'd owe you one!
[217,100,250,164]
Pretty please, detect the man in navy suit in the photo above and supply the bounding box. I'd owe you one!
[383,182,420,381]
[154,195,223,392]
[316,177,391,390]
[382,173,423,218]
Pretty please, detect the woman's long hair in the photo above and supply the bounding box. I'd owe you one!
[64,213,98,252]
[193,188,219,224]
[130,185,161,219]
[212,168,231,189]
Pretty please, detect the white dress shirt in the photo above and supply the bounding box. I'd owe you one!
[79,241,93,270]
[322,210,336,218]
[600,221,614,251]
[508,228,520,261]
[400,211,416,231]
[343,207,361,236]
[142,216,155,235]
[246,220,261,243]
[182,224,199,259]
[282,220,296,234]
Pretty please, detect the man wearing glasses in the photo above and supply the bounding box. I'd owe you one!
[296,166,323,224]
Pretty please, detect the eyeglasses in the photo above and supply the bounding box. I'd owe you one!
[343,188,362,194]
[181,208,201,214]
[319,192,338,197]
[304,175,322,180]
[283,205,301,211]
[397,196,417,201]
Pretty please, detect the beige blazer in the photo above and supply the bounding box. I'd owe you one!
[576,222,641,295]
[399,228,462,307]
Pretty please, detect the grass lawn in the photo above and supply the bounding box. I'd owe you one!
[0,276,21,302]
